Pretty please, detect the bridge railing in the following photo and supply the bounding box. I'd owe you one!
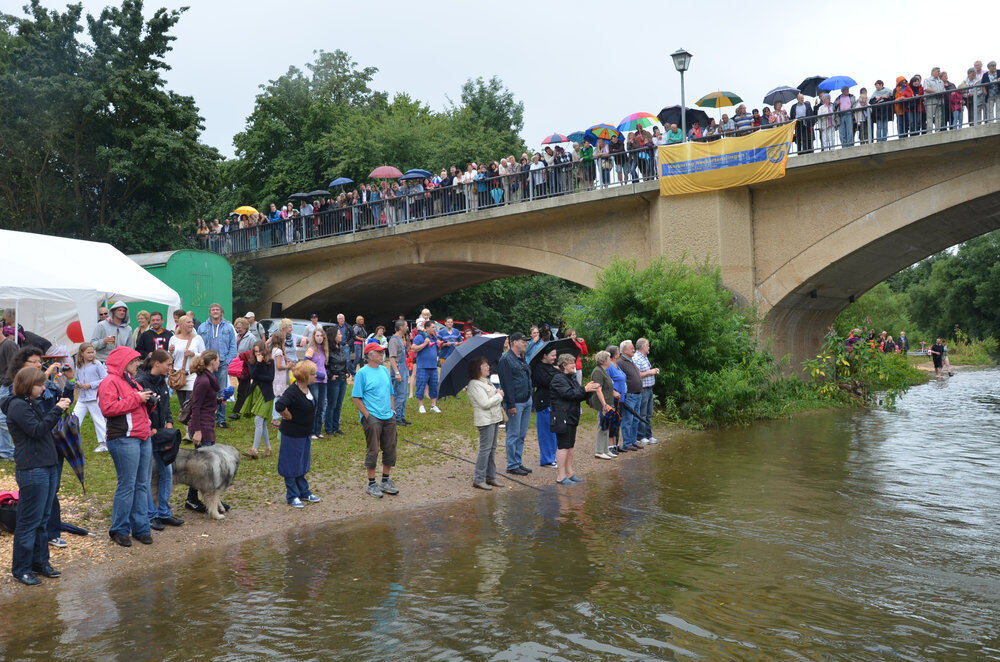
[201,82,999,256]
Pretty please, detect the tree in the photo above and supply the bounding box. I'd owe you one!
[427,275,584,333]
[833,282,915,339]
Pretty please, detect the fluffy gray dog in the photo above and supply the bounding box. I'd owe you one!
[153,444,241,520]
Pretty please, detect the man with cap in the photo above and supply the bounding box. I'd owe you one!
[91,301,134,362]
[497,331,533,475]
[304,313,321,339]
[351,341,399,499]
[245,312,266,341]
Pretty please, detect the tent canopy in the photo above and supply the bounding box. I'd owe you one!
[0,229,182,349]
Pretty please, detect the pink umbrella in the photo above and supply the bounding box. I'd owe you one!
[369,165,403,179]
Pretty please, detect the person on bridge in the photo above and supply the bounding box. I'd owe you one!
[789,93,815,153]
[412,321,441,414]
[816,94,837,151]
[835,87,857,147]
[352,342,399,499]
[665,124,683,144]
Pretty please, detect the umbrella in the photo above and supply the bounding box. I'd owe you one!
[528,338,581,369]
[541,133,569,144]
[369,165,403,179]
[403,168,433,179]
[306,189,330,197]
[797,76,828,97]
[54,412,86,493]
[233,206,258,216]
[587,123,620,140]
[328,177,353,187]
[818,75,858,91]
[617,112,659,132]
[399,172,429,181]
[287,192,311,200]
[763,85,800,106]
[567,131,588,143]
[695,91,743,108]
[437,334,508,398]
[657,105,711,128]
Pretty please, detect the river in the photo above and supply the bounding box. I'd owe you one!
[3,369,999,660]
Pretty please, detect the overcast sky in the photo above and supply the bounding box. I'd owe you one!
[28,0,996,160]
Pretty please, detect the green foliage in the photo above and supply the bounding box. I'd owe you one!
[231,261,268,314]
[427,275,584,333]
[945,327,997,366]
[833,282,916,339]
[804,328,925,409]
[0,0,219,250]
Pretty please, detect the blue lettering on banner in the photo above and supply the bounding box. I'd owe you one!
[661,142,791,176]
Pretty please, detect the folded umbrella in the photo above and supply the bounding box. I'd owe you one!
[369,165,403,179]
[438,334,508,398]
[763,85,800,106]
[528,338,580,368]
[657,105,711,128]
[818,75,857,91]
[797,76,828,98]
[54,412,85,493]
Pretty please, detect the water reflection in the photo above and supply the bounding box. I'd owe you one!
[3,369,1000,659]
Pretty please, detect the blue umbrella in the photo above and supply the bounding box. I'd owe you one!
[818,75,857,91]
[567,131,587,143]
[329,177,353,187]
[438,334,508,398]
[403,168,433,179]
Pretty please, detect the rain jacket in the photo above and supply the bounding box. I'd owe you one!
[0,393,62,471]
[98,346,151,441]
[90,301,134,361]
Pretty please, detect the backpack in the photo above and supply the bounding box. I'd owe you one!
[152,428,181,466]
[0,491,18,533]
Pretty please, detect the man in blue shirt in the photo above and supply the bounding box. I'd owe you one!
[352,342,398,499]
[497,332,533,475]
[436,318,462,365]
[197,303,237,428]
[412,321,441,414]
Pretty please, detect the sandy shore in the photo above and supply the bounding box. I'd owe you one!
[0,425,672,597]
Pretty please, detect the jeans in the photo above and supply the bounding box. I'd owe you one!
[309,381,328,435]
[284,476,312,502]
[621,392,641,447]
[414,367,438,401]
[12,465,59,576]
[951,109,963,129]
[534,407,557,466]
[0,385,13,459]
[325,376,347,433]
[504,400,531,470]
[107,436,152,537]
[46,461,63,541]
[638,387,654,440]
[838,113,854,147]
[876,118,888,142]
[906,110,919,136]
[474,423,499,483]
[147,449,173,519]
[214,365,229,424]
[393,364,409,421]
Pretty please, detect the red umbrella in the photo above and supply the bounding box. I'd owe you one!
[369,165,403,179]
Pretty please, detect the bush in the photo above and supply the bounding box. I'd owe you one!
[945,327,997,366]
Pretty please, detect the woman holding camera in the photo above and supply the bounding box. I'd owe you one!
[2,366,71,585]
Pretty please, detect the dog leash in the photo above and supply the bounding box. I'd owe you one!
[399,436,547,493]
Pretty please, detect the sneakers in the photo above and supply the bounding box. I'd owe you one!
[109,532,132,547]
[303,494,322,503]
[366,482,384,499]
[288,497,304,508]
[418,405,427,414]
[430,405,442,413]
[508,466,529,476]
[48,538,67,548]
[607,447,620,456]
[638,438,649,445]
[380,477,399,495]
[542,462,558,468]
[149,518,165,531]
[13,572,42,586]
[94,443,108,453]
[595,453,613,460]
[133,534,153,545]
[159,515,184,526]
[646,436,659,444]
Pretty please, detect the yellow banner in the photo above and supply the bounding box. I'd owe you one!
[658,123,795,196]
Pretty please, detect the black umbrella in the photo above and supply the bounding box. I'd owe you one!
[797,76,828,98]
[763,85,800,106]
[288,192,311,200]
[306,189,330,197]
[657,105,711,129]
[438,334,508,398]
[528,338,580,368]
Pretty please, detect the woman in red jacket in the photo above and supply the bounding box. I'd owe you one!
[184,350,221,513]
[97,347,154,548]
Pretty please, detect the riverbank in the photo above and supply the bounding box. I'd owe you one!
[0,393,674,596]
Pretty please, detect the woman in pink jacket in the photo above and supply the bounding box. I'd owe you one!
[98,347,154,548]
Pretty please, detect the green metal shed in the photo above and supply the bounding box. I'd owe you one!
[128,250,232,324]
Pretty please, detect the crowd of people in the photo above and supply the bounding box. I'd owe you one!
[846,327,955,378]
[0,303,664,585]
[193,61,1000,256]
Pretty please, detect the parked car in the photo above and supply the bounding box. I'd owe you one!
[259,317,336,360]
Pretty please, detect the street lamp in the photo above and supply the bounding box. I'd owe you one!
[670,48,693,142]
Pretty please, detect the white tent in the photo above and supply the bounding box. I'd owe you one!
[0,229,181,349]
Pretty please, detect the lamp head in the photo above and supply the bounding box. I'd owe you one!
[670,48,692,72]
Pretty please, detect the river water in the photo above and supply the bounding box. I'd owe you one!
[3,369,999,660]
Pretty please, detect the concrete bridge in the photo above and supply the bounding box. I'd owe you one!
[237,123,1000,369]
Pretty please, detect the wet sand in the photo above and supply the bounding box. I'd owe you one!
[0,426,671,597]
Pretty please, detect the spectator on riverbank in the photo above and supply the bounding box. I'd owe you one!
[551,353,601,485]
[71,343,107,453]
[386,320,409,427]
[243,340,274,460]
[618,340,644,452]
[304,327,329,440]
[929,338,945,377]
[197,304,236,429]
[186,351,221,513]
[131,310,150,349]
[352,342,399,499]
[245,312,266,342]
[498,332,532,476]
[352,316,368,371]
[531,347,560,470]
[91,302,133,362]
[98,347,153,548]
[589,350,617,460]
[136,311,173,359]
[633,338,659,445]
[565,328,588,386]
[467,356,505,490]
[0,327,18,461]
[276,360,322,508]
[898,332,910,353]
[412,321,441,414]
[137,349,183,529]
[167,315,204,431]
[3,366,71,585]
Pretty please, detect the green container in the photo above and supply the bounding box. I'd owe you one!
[127,250,232,325]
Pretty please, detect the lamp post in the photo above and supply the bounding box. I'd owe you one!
[670,48,693,142]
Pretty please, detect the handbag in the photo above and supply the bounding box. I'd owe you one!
[168,336,193,390]
[177,396,193,425]
[227,355,244,378]
[152,428,181,466]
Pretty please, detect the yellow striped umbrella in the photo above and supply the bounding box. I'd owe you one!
[694,91,743,108]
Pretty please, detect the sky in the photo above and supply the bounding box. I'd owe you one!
[22,0,996,160]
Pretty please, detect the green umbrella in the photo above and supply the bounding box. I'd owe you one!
[695,91,743,108]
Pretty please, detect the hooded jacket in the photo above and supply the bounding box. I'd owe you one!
[97,346,151,441]
[91,301,134,361]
